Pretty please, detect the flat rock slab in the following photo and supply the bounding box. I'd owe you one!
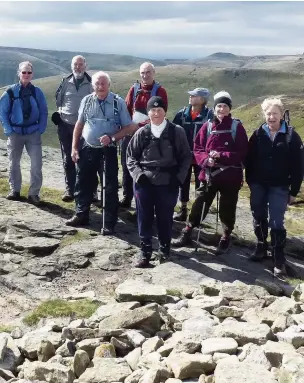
[115,279,168,304]
[78,357,132,382]
[214,360,277,383]
[4,233,60,254]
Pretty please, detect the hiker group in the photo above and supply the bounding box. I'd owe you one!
[0,57,303,280]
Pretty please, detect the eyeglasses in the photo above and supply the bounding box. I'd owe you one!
[21,71,32,75]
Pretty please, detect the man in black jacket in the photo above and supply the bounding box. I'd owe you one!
[245,97,303,280]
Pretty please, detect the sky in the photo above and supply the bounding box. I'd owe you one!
[0,1,303,59]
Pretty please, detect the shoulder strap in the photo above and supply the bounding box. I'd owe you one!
[133,82,141,105]
[55,73,73,104]
[168,122,178,163]
[231,118,240,141]
[6,88,15,116]
[207,120,213,138]
[151,82,161,97]
[113,94,119,117]
[84,72,92,83]
[286,126,293,145]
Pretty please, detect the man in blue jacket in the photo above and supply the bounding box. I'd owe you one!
[172,88,213,221]
[0,61,48,205]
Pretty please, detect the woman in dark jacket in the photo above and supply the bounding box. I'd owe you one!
[245,98,303,280]
[172,91,249,254]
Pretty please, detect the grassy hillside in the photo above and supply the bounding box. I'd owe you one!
[0,65,303,147]
[0,46,166,87]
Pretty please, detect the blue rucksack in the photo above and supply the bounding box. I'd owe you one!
[132,81,161,105]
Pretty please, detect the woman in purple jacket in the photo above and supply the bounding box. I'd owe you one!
[172,91,249,254]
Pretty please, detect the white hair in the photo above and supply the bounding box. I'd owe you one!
[18,61,33,74]
[140,62,155,72]
[261,98,284,115]
[71,55,86,68]
[214,91,232,101]
[92,71,111,85]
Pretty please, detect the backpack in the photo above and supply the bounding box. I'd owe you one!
[132,81,161,106]
[181,107,214,142]
[83,93,120,124]
[6,85,38,127]
[206,118,240,142]
[55,72,92,106]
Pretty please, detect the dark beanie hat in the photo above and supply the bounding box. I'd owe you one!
[214,91,232,109]
[147,96,167,113]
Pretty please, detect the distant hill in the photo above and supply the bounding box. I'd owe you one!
[1,65,303,148]
[0,46,167,87]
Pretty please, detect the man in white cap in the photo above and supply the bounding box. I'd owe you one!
[172,88,214,221]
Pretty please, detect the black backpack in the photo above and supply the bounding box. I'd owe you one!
[55,72,92,103]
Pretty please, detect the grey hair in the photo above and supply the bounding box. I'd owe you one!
[18,61,33,75]
[261,98,284,115]
[92,71,111,85]
[140,62,155,72]
[71,55,86,68]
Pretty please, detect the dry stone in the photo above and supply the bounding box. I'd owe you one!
[115,279,168,304]
[22,361,74,383]
[214,320,272,346]
[125,369,145,383]
[263,340,296,367]
[166,352,215,379]
[142,336,164,356]
[94,343,116,358]
[200,337,238,355]
[212,306,244,318]
[37,340,55,362]
[276,325,304,348]
[0,333,22,371]
[279,352,304,382]
[78,357,132,382]
[73,350,90,378]
[89,301,140,323]
[188,296,228,312]
[125,347,142,371]
[238,343,271,370]
[76,338,102,359]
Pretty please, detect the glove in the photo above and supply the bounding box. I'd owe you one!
[137,174,150,187]
[51,111,62,126]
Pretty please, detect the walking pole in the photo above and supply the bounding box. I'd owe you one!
[215,191,219,234]
[100,153,106,235]
[194,197,207,252]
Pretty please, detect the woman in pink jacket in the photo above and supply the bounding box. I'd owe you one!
[172,91,249,254]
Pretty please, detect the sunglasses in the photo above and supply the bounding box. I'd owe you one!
[21,71,32,75]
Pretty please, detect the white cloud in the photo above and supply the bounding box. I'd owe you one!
[0,1,303,58]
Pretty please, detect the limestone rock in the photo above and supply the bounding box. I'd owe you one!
[276,325,304,348]
[123,329,147,347]
[263,340,296,367]
[220,281,268,301]
[94,343,116,358]
[238,343,271,370]
[125,369,145,383]
[188,296,228,313]
[229,299,263,311]
[23,361,74,383]
[212,306,244,318]
[55,339,76,357]
[142,336,164,356]
[0,333,22,371]
[214,359,277,383]
[98,303,163,335]
[89,301,140,323]
[279,352,304,382]
[166,352,215,379]
[200,337,238,355]
[62,327,100,341]
[267,296,302,315]
[214,320,272,346]
[37,339,56,362]
[76,338,102,359]
[78,357,132,382]
[125,347,142,371]
[115,279,168,304]
[199,279,222,296]
[73,350,90,378]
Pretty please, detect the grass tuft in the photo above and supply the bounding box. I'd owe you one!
[23,299,100,326]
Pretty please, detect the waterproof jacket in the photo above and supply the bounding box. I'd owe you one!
[173,105,214,150]
[126,120,192,186]
[0,83,48,135]
[194,114,248,187]
[245,121,303,197]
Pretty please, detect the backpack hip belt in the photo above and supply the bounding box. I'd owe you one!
[141,164,178,173]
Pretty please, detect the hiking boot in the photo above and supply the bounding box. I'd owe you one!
[249,242,268,262]
[28,195,40,206]
[173,206,188,222]
[6,191,21,201]
[92,191,99,203]
[171,226,193,248]
[157,244,171,262]
[119,196,132,209]
[62,191,74,202]
[274,264,287,281]
[66,215,89,227]
[133,251,151,268]
[215,236,230,255]
[100,226,115,236]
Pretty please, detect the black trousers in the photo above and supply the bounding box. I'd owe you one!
[188,182,240,234]
[121,135,133,201]
[179,164,201,203]
[74,145,119,227]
